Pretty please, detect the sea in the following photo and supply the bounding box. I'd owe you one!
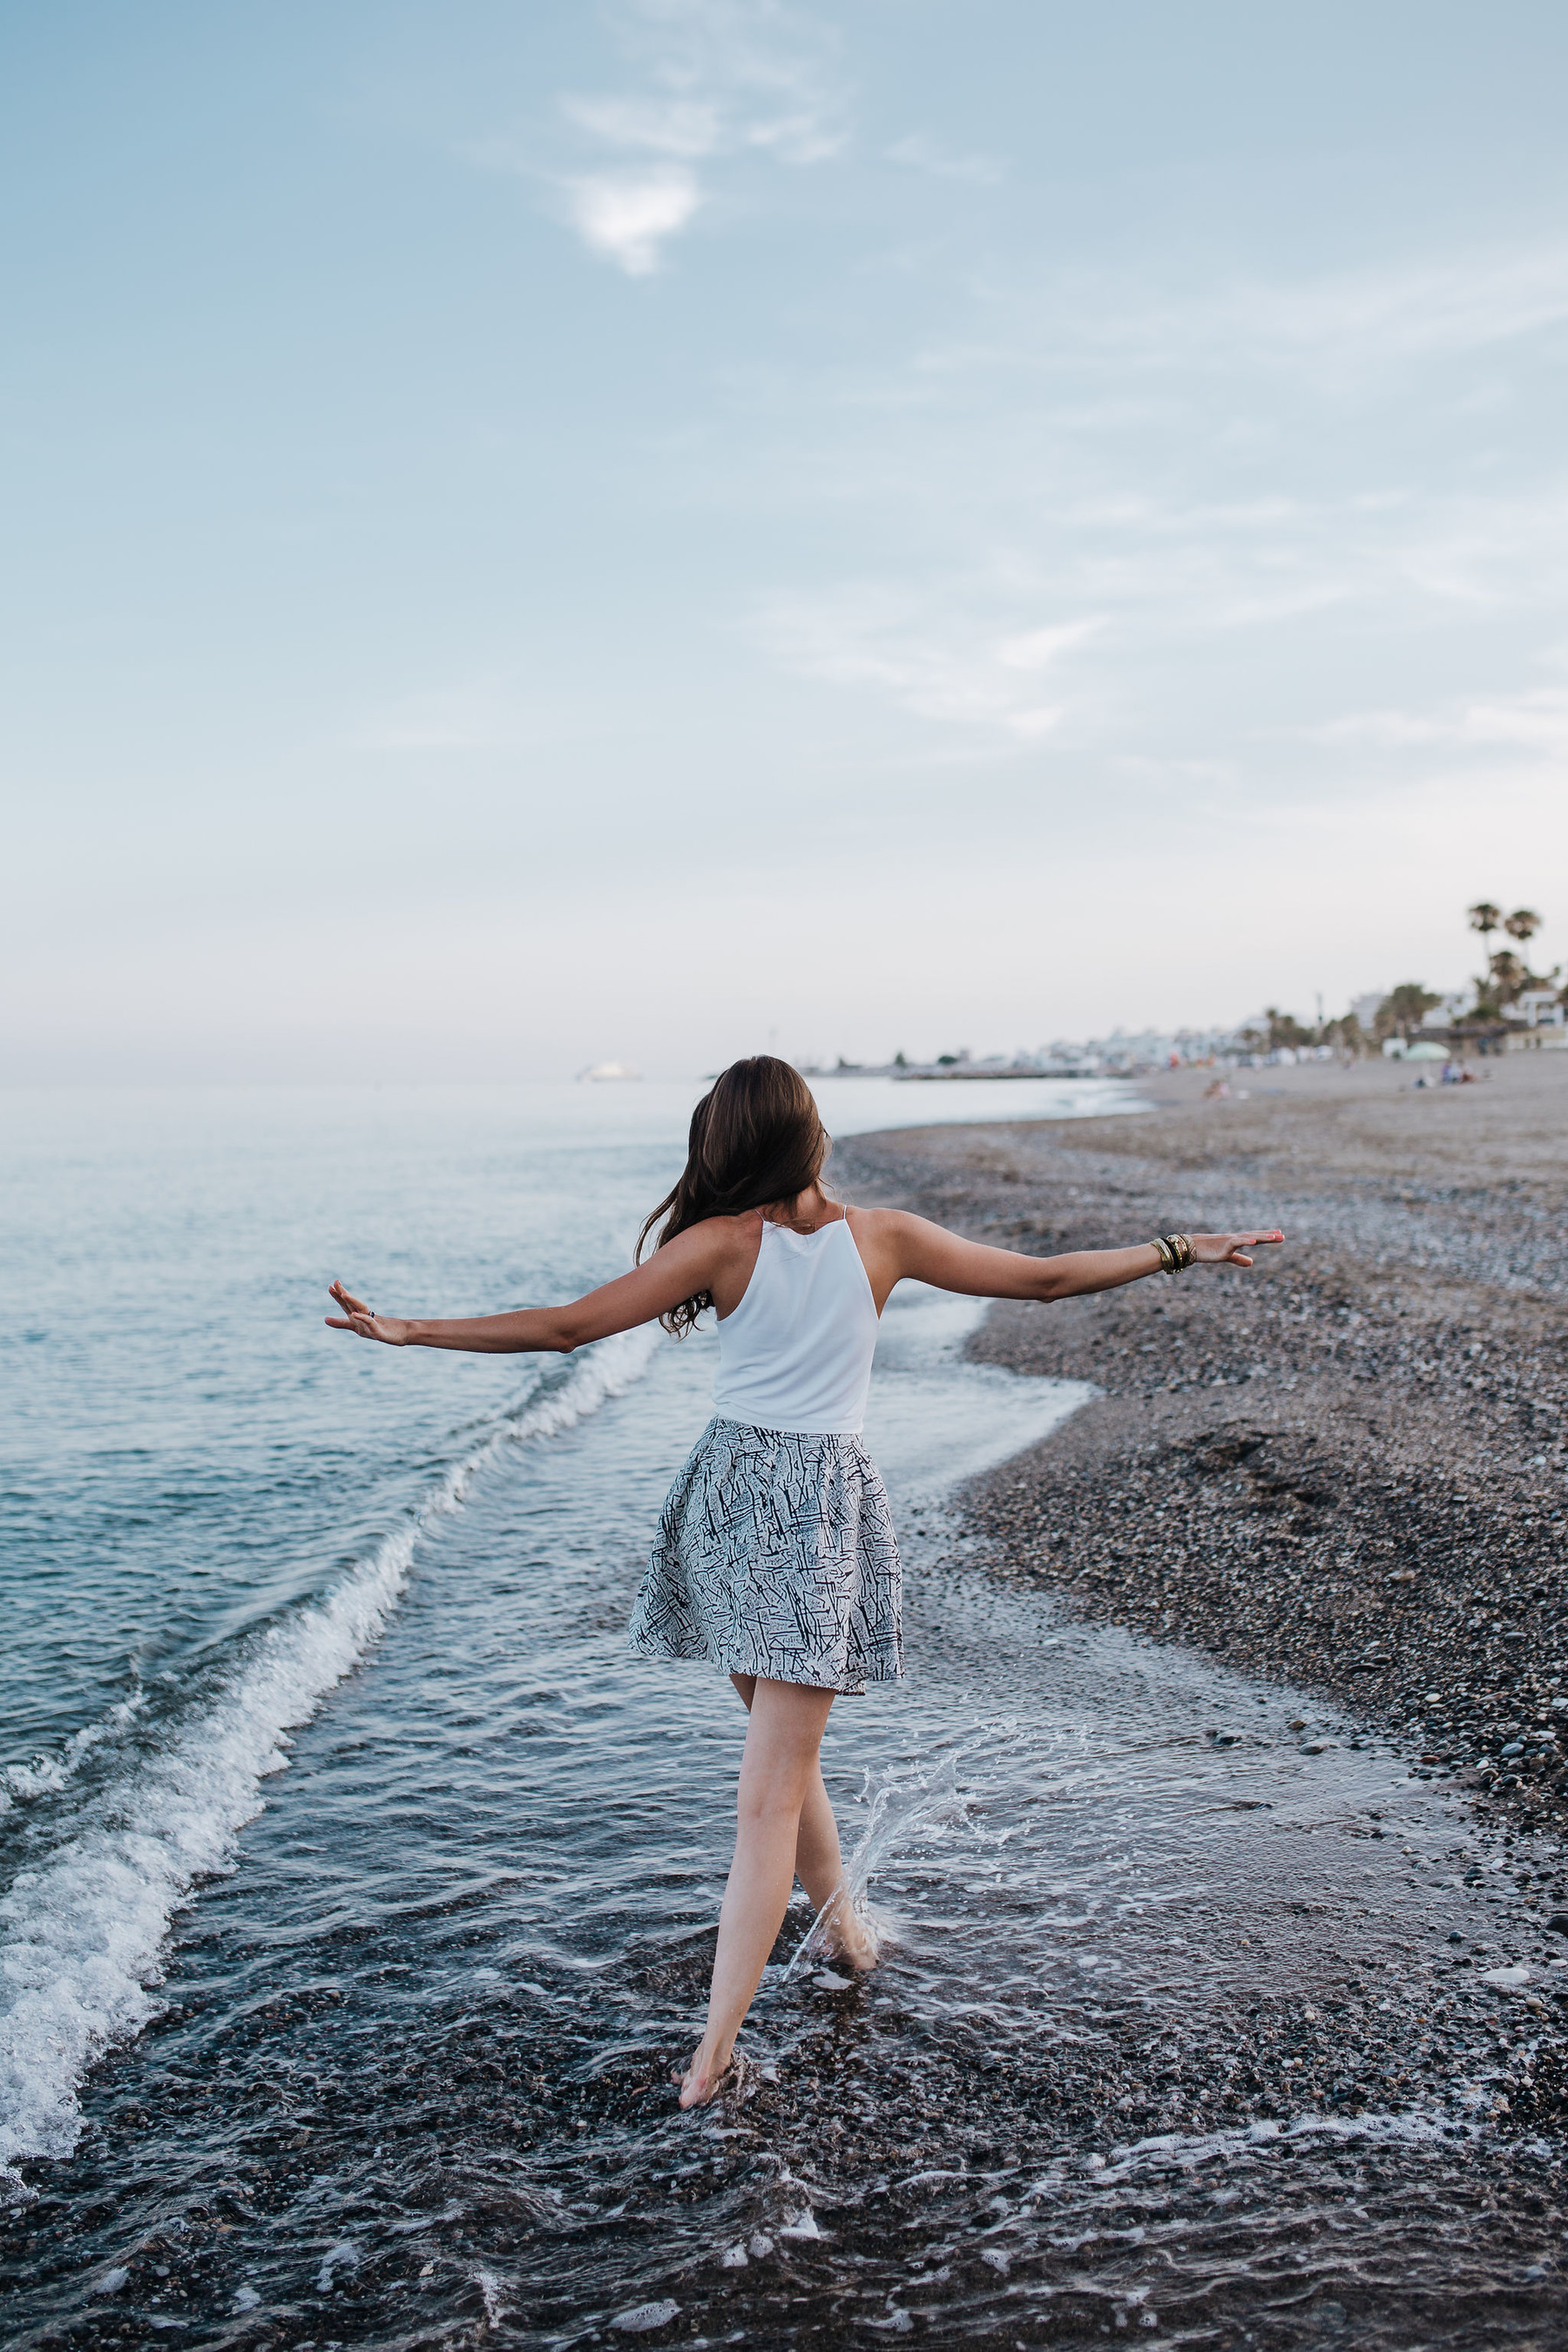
[1,1078,1562,2349]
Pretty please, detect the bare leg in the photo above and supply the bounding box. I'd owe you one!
[794,1764,878,1970]
[727,1673,875,1964]
[675,1678,836,2108]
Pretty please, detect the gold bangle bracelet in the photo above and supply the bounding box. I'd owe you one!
[1152,1236,1175,1273]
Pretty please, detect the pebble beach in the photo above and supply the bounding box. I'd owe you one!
[837,1051,1568,1871]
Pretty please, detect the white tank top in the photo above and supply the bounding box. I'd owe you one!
[711,1213,880,1436]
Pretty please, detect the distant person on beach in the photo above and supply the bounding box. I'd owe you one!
[328,1057,1281,2106]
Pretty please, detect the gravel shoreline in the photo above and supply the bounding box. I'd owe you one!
[835,1055,1568,1879]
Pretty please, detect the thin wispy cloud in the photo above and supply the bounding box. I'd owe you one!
[936,240,1568,404]
[754,585,1101,741]
[1233,242,1568,369]
[716,220,1568,771]
[997,619,1101,672]
[551,0,848,274]
[1316,679,1568,758]
[561,94,722,160]
[884,132,1004,186]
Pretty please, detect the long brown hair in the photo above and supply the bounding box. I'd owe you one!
[636,1057,829,1335]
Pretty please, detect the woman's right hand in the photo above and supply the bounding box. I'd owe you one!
[1188,1230,1284,1268]
[325,1281,410,1345]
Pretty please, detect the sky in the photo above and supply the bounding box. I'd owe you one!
[4,0,1567,1081]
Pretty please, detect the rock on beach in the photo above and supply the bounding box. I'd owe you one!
[836,1052,1568,1850]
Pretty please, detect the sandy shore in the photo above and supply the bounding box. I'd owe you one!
[836,1053,1568,1869]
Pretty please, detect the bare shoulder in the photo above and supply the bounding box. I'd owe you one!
[659,1210,759,1268]
[846,1206,948,1245]
[844,1205,947,1274]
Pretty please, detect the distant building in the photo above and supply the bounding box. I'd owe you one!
[1420,989,1476,1030]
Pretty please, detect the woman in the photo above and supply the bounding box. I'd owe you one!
[328,1056,1281,2106]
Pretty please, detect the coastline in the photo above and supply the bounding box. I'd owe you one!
[836,1053,1568,1858]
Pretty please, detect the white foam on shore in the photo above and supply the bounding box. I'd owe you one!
[0,1327,659,2189]
[1009,2102,1482,2203]
[0,1693,147,1816]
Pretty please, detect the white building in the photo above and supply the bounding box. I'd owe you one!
[1420,989,1476,1029]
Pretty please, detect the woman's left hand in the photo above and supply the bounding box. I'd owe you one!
[325,1280,411,1344]
[1190,1230,1284,1268]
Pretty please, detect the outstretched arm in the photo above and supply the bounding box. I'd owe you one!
[856,1210,1282,1311]
[325,1220,736,1352]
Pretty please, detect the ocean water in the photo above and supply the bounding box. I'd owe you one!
[2,1080,1563,2349]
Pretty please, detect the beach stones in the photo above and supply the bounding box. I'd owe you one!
[844,1071,1568,1847]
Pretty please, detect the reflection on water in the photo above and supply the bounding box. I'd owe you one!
[4,1283,1562,2349]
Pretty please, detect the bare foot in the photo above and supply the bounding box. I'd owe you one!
[817,1895,880,1973]
[672,2044,733,2108]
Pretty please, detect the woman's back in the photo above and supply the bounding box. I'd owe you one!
[711,1213,879,1435]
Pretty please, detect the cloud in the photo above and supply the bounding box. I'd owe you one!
[561,94,722,160]
[1313,709,1446,748]
[550,0,847,273]
[997,618,1101,672]
[1233,244,1568,369]
[935,240,1568,411]
[754,584,1100,740]
[704,216,1568,819]
[564,166,704,275]
[884,132,1003,186]
[1316,680,1568,758]
[610,0,847,166]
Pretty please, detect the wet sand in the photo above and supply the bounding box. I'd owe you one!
[836,1052,1568,1876]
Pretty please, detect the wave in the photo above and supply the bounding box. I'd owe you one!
[0,1326,660,2190]
[0,1691,147,1815]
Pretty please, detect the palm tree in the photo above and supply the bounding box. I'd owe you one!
[1503,907,1543,979]
[1376,983,1442,1042]
[1468,901,1502,960]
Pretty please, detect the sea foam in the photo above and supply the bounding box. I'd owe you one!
[0,1326,659,2187]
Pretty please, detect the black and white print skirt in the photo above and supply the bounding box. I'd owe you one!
[628,1416,903,1696]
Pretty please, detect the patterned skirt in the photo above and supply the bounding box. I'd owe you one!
[628,1417,902,1696]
